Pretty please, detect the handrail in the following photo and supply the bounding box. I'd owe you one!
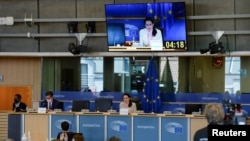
[0,33,106,38]
[12,14,250,23]
[0,31,250,38]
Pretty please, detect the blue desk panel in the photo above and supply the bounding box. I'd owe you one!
[79,115,105,141]
[50,114,77,139]
[107,116,131,141]
[8,114,23,141]
[161,117,188,141]
[133,116,159,141]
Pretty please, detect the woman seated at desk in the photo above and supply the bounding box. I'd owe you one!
[119,93,137,113]
[139,17,163,47]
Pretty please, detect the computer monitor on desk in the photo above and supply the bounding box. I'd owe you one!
[185,104,203,114]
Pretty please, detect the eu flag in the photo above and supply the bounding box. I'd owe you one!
[142,57,161,113]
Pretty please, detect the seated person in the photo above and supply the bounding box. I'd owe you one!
[139,17,163,47]
[57,121,75,141]
[40,91,61,111]
[193,103,225,141]
[119,93,137,113]
[12,93,27,112]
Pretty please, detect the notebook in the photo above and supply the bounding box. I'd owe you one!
[150,40,163,51]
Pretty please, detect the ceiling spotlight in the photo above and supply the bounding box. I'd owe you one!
[200,48,210,54]
[209,42,225,54]
[78,45,88,53]
[85,21,96,33]
[68,42,81,55]
[67,22,78,33]
[200,31,225,54]
[200,42,225,54]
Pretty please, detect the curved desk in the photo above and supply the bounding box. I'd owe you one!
[7,112,207,141]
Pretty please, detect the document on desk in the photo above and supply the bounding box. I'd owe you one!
[119,108,129,115]
[150,40,163,51]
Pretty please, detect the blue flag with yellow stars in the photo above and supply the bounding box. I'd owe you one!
[142,57,161,113]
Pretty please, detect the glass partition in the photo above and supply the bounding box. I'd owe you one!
[225,57,240,94]
[42,56,243,94]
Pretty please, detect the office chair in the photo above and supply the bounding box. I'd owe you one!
[185,104,203,114]
[71,100,90,112]
[94,98,113,112]
[131,98,143,110]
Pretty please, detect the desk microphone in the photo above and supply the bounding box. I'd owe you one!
[113,35,116,46]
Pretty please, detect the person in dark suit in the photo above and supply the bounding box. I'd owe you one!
[193,103,225,141]
[40,91,61,111]
[57,121,75,141]
[12,94,27,112]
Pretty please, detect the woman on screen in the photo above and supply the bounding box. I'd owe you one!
[139,17,163,47]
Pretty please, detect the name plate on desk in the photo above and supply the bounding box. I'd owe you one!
[37,107,46,113]
[119,108,129,115]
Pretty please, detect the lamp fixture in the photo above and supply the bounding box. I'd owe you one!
[67,22,78,33]
[68,33,88,55]
[200,31,225,54]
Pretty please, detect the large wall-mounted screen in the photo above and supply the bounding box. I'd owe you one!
[105,2,187,52]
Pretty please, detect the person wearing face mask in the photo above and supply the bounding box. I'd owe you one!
[40,91,61,112]
[12,94,27,112]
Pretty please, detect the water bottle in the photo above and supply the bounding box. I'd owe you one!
[27,131,31,141]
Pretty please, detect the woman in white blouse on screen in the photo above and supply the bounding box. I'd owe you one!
[139,17,163,47]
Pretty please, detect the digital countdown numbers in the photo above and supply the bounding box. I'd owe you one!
[164,41,187,51]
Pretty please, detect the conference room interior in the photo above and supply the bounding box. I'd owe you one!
[1,0,250,140]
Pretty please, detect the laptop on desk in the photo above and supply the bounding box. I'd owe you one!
[150,40,163,51]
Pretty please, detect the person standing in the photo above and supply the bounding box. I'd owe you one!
[12,94,27,112]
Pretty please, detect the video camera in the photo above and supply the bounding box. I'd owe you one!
[222,99,246,125]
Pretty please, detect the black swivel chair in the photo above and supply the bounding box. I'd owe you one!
[131,98,143,110]
[71,100,90,112]
[185,104,203,114]
[94,98,113,112]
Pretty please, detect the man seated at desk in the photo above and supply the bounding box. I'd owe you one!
[40,91,61,112]
[13,93,27,112]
